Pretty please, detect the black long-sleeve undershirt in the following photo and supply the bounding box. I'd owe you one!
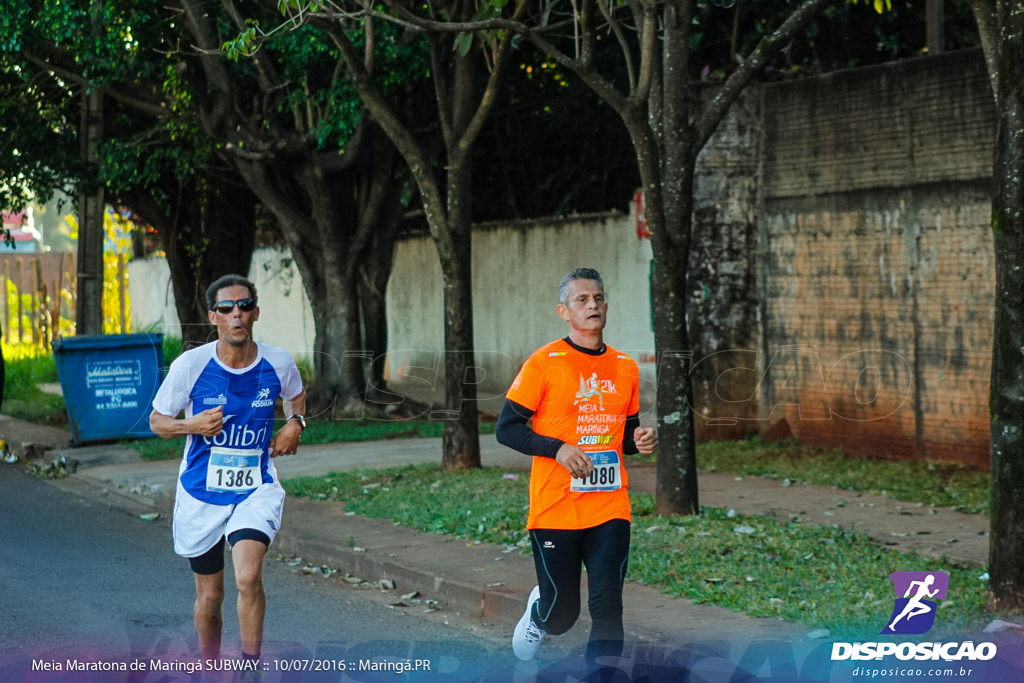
[495,398,641,458]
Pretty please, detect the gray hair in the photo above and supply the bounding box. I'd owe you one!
[206,274,257,310]
[558,268,604,305]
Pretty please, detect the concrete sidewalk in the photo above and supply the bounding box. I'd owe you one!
[59,431,989,569]
[0,414,992,655]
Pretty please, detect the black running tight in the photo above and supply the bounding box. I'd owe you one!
[529,518,631,663]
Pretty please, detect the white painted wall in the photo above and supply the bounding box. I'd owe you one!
[128,257,180,336]
[129,211,657,408]
[128,249,316,356]
[385,212,657,407]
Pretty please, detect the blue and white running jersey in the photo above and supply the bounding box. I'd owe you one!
[152,341,304,505]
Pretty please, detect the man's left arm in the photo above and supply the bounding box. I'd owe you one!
[622,365,656,456]
[621,414,657,455]
[269,388,306,457]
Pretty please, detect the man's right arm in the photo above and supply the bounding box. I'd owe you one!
[495,399,596,477]
[495,399,563,457]
[149,406,224,439]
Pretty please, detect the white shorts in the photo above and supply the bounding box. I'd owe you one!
[172,480,285,558]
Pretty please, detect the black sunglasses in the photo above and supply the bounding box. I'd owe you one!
[212,298,257,314]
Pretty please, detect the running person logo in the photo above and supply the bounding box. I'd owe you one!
[574,373,615,410]
[251,387,273,408]
[881,571,949,635]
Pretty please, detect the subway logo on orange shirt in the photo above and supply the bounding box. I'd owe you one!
[578,434,615,446]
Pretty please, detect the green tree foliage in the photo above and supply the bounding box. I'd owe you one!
[0,55,81,246]
[691,0,977,80]
[174,1,433,410]
[471,0,979,221]
[231,0,529,465]
[0,1,263,343]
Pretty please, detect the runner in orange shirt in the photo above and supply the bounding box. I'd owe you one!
[496,267,657,666]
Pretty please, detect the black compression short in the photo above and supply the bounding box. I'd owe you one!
[187,530,271,575]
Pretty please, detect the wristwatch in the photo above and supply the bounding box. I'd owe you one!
[288,414,306,431]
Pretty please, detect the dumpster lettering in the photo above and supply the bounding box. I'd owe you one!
[95,386,138,397]
[86,360,144,411]
[85,360,143,388]
[94,385,140,410]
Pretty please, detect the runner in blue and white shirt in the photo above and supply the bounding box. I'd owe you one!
[150,274,305,668]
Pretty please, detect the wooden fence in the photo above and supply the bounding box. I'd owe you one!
[0,251,130,345]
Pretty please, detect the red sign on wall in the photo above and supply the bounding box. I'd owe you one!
[633,189,650,239]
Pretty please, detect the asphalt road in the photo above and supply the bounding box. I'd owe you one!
[0,464,526,681]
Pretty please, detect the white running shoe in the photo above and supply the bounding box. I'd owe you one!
[512,585,546,661]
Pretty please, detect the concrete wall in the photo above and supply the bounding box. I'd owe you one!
[128,49,999,465]
[130,219,660,416]
[129,249,317,357]
[689,86,762,439]
[385,214,658,416]
[758,49,995,467]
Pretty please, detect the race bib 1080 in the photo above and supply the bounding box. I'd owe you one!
[570,450,622,493]
[206,447,262,493]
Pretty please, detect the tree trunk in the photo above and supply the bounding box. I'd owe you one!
[310,9,521,467]
[358,188,404,403]
[652,0,700,514]
[76,88,104,335]
[308,266,366,415]
[652,153,700,516]
[231,132,412,418]
[985,0,1024,613]
[652,244,699,515]
[119,172,256,350]
[438,157,481,469]
[232,157,371,415]
[509,0,835,514]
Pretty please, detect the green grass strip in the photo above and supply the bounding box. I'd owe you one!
[284,463,1001,640]
[694,439,990,515]
[1,343,66,425]
[133,419,497,461]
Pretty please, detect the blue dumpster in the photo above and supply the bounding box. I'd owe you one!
[51,333,164,443]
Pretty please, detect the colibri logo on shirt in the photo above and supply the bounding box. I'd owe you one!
[251,387,273,408]
[203,393,228,405]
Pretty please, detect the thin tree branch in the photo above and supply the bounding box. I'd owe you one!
[631,0,656,104]
[969,0,999,103]
[598,0,636,91]
[222,0,284,92]
[451,0,530,160]
[315,116,369,171]
[178,0,235,134]
[429,37,455,148]
[312,15,444,228]
[23,53,171,120]
[694,0,836,153]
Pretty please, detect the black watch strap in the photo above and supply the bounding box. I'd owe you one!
[288,414,306,431]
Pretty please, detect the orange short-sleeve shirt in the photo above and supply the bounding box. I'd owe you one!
[507,338,640,530]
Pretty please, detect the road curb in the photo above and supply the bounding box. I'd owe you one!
[61,467,810,652]
[0,415,71,459]
[64,469,604,641]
